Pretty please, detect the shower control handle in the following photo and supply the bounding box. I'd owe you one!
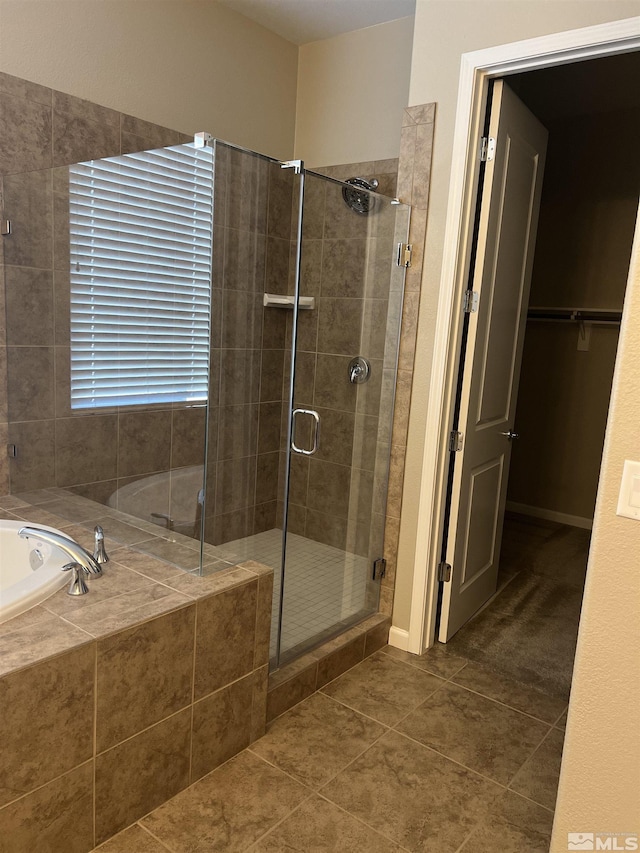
[291,409,320,456]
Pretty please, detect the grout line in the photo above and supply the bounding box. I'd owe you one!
[506,724,563,798]
[189,601,197,785]
[314,688,394,731]
[390,728,511,791]
[243,791,316,851]
[92,704,192,759]
[506,787,556,814]
[92,643,98,849]
[132,823,176,853]
[244,745,318,793]
[443,678,564,727]
[0,759,95,813]
[315,790,415,853]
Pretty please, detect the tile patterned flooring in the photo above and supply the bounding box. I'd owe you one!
[93,644,566,852]
[219,529,370,660]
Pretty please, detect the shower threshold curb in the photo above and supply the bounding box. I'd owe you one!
[266,613,390,722]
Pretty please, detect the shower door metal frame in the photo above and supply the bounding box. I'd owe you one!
[275,158,306,670]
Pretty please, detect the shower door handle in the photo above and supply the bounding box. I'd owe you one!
[291,409,320,456]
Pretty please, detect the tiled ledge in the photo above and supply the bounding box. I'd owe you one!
[267,613,391,722]
[0,488,275,850]
[0,488,271,679]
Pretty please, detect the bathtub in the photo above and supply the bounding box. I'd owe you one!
[0,520,71,624]
[108,465,205,534]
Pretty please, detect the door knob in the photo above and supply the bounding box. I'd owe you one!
[499,430,519,440]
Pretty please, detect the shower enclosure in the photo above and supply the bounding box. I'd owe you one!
[1,134,409,670]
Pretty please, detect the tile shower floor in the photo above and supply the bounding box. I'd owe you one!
[93,643,566,852]
[218,528,371,661]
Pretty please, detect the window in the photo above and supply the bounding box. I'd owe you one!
[69,143,214,410]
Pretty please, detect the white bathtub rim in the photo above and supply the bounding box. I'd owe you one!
[0,520,73,625]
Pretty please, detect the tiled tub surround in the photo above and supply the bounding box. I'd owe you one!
[0,489,274,852]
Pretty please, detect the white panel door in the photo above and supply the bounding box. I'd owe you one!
[439,81,548,642]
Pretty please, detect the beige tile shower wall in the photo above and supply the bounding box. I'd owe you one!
[277,161,402,559]
[0,71,211,523]
[203,145,293,546]
[380,105,435,617]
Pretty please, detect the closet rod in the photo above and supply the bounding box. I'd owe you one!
[527,307,622,325]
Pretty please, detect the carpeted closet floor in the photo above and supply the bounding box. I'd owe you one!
[445,513,590,700]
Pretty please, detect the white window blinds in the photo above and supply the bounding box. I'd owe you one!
[69,143,214,410]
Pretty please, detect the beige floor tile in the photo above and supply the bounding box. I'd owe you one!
[323,729,502,853]
[451,660,567,724]
[396,682,550,785]
[458,789,554,852]
[93,823,168,851]
[509,727,565,809]
[141,750,309,852]
[380,642,468,678]
[250,795,407,852]
[250,691,385,789]
[321,650,444,725]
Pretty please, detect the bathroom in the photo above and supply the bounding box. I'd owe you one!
[2,3,637,851]
[0,3,431,849]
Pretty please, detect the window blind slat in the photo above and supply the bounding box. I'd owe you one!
[69,143,214,410]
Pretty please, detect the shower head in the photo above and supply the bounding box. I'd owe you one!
[342,177,379,216]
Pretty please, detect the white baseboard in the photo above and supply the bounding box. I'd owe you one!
[506,501,593,531]
[388,626,410,651]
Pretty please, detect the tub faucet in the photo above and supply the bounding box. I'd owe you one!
[18,527,103,596]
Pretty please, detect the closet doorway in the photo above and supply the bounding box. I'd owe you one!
[438,51,640,700]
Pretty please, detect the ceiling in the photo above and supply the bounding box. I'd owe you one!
[218,0,416,45]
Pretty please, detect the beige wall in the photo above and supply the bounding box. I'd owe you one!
[550,203,640,849]
[294,17,414,166]
[394,1,640,842]
[0,0,298,158]
[393,0,640,628]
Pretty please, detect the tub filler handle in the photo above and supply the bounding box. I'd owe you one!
[62,562,91,596]
[93,525,110,565]
[18,527,103,596]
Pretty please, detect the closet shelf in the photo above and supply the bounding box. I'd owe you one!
[527,307,622,325]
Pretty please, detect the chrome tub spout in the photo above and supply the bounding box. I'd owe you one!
[18,526,103,595]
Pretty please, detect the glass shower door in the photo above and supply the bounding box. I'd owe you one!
[275,171,410,666]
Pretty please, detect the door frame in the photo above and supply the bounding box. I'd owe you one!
[405,16,640,655]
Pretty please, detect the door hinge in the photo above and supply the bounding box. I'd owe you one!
[372,557,387,581]
[438,561,452,582]
[396,242,412,268]
[480,136,496,162]
[449,430,463,453]
[463,290,479,313]
[1,219,11,236]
